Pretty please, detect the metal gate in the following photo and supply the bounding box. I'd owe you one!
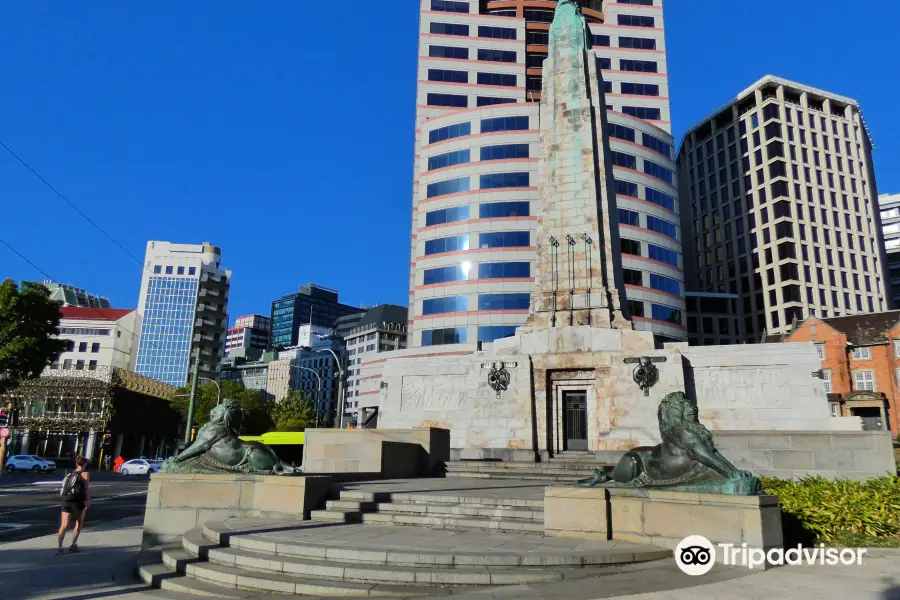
[564,391,588,451]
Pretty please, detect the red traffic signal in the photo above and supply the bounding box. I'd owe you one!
[0,408,9,428]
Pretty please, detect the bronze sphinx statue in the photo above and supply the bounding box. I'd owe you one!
[162,399,300,475]
[578,391,761,495]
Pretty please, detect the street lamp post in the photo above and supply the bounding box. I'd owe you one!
[315,346,346,429]
[290,366,322,428]
[199,377,221,405]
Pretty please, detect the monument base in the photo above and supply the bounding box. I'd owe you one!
[142,473,330,548]
[545,486,783,569]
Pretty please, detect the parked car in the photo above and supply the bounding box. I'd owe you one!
[5,455,56,473]
[119,459,161,476]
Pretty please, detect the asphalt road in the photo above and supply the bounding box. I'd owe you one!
[0,470,149,543]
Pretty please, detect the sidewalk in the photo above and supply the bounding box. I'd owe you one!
[1,515,899,600]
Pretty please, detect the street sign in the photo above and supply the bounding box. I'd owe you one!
[0,427,10,439]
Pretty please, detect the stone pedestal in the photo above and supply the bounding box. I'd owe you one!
[545,486,783,569]
[302,427,449,477]
[142,473,330,548]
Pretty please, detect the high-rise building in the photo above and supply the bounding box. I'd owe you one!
[677,76,889,343]
[270,284,363,350]
[877,193,900,308]
[410,0,683,348]
[269,344,341,427]
[225,314,271,355]
[44,281,112,308]
[343,304,408,426]
[134,241,231,386]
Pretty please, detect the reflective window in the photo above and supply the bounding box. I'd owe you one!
[650,273,681,295]
[647,215,677,238]
[478,326,518,342]
[617,14,655,27]
[611,151,637,170]
[477,96,516,106]
[478,49,516,63]
[481,116,528,133]
[429,122,471,144]
[477,72,517,87]
[426,205,469,226]
[478,293,530,310]
[526,31,549,45]
[479,201,529,218]
[424,265,472,285]
[592,34,610,47]
[608,123,636,142]
[643,159,674,184]
[480,144,529,161]
[618,208,640,226]
[428,68,468,83]
[478,262,530,279]
[478,26,516,40]
[428,149,470,171]
[425,234,470,255]
[422,327,467,346]
[622,106,661,120]
[619,60,658,73]
[431,0,469,13]
[619,36,656,50]
[597,57,612,70]
[480,172,529,189]
[431,22,470,36]
[429,45,469,60]
[423,296,468,315]
[523,9,554,23]
[427,176,470,198]
[642,132,672,157]
[427,93,468,108]
[651,304,683,325]
[621,238,641,255]
[648,244,678,266]
[645,187,675,211]
[135,276,201,387]
[616,180,638,197]
[478,231,529,248]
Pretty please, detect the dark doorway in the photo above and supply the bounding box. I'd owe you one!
[850,407,885,431]
[563,391,588,450]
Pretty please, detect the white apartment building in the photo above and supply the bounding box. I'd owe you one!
[410,0,684,348]
[134,241,231,386]
[50,307,140,372]
[678,76,889,342]
[344,305,408,425]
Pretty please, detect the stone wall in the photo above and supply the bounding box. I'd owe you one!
[142,474,330,548]
[302,427,449,477]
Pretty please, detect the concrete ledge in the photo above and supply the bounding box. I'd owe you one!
[142,473,330,549]
[304,427,449,477]
[544,486,783,569]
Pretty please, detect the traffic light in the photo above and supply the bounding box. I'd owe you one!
[103,434,112,446]
[0,408,9,428]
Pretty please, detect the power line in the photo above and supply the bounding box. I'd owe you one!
[0,235,142,343]
[0,140,150,274]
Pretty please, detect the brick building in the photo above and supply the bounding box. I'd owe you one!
[780,311,900,434]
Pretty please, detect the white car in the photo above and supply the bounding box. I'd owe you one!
[119,459,160,476]
[5,455,56,473]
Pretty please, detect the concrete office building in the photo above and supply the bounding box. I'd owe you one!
[134,241,231,386]
[220,349,274,395]
[410,0,684,348]
[44,281,112,309]
[225,314,271,355]
[343,304,408,426]
[270,284,363,350]
[877,193,900,308]
[677,76,888,343]
[50,307,140,372]
[268,342,341,427]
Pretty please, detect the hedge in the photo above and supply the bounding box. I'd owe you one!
[760,475,900,543]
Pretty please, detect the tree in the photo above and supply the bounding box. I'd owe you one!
[0,279,67,394]
[270,390,316,432]
[169,379,273,435]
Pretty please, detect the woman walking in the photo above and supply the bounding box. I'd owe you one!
[57,455,91,555]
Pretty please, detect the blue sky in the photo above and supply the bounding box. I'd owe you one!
[1,1,898,322]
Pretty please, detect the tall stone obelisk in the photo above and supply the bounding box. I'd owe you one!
[526,0,629,330]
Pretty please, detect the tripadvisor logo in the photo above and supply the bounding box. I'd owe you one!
[675,535,867,574]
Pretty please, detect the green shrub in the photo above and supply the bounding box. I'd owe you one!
[760,476,900,544]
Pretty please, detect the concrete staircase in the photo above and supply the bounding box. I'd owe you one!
[444,455,610,482]
[138,518,670,597]
[310,488,545,533]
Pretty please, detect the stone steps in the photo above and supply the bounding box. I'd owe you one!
[446,471,590,482]
[444,460,607,481]
[136,520,671,597]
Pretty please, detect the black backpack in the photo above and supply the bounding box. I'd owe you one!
[61,471,85,502]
